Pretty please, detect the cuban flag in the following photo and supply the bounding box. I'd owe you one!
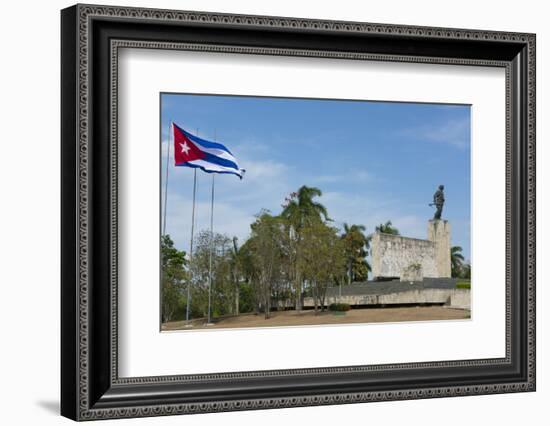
[173,123,245,179]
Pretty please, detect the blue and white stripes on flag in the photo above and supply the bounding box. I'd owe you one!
[173,122,245,179]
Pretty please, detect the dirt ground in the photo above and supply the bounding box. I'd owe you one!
[162,306,470,331]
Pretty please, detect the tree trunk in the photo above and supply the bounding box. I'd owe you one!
[264,293,270,319]
[320,286,326,312]
[295,275,303,311]
[313,282,318,313]
[234,282,239,316]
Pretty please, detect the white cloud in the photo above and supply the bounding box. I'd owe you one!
[321,191,426,238]
[241,158,290,182]
[164,193,256,252]
[400,117,470,150]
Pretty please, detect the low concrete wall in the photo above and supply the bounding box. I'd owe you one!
[303,288,470,310]
[449,289,471,309]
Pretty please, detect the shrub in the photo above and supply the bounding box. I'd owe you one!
[456,281,471,289]
[329,303,351,312]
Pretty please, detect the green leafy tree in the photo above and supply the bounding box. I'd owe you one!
[300,221,346,312]
[161,234,187,323]
[237,238,260,313]
[341,223,371,284]
[237,282,256,314]
[248,210,285,319]
[451,246,465,278]
[191,230,233,318]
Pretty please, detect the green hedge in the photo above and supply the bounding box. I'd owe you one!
[329,303,351,312]
[456,281,471,289]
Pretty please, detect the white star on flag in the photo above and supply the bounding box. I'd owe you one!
[180,141,190,155]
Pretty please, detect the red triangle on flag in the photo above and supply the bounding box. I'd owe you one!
[173,124,205,165]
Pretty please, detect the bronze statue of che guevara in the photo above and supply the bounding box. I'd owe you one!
[432,185,445,220]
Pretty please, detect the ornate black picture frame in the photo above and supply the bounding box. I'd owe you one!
[61,4,536,421]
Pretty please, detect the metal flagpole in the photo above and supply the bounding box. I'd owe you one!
[207,173,215,324]
[207,129,217,325]
[186,129,199,325]
[162,120,171,236]
[186,169,197,323]
[160,120,173,326]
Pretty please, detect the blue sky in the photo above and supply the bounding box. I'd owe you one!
[161,93,471,263]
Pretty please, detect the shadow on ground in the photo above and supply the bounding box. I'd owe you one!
[36,400,59,415]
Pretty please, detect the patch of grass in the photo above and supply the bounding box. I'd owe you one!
[456,281,471,289]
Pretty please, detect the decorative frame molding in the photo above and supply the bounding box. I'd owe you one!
[61,4,535,421]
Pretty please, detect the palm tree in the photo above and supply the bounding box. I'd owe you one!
[341,223,371,285]
[375,220,400,235]
[281,185,329,228]
[460,263,471,279]
[281,185,329,310]
[450,246,465,278]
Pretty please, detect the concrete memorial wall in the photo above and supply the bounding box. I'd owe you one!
[371,220,451,281]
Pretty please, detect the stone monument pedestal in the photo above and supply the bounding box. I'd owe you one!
[427,219,451,278]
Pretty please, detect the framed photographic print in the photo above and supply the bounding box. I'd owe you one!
[61,4,536,421]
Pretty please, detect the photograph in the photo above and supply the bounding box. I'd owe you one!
[159,93,472,331]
